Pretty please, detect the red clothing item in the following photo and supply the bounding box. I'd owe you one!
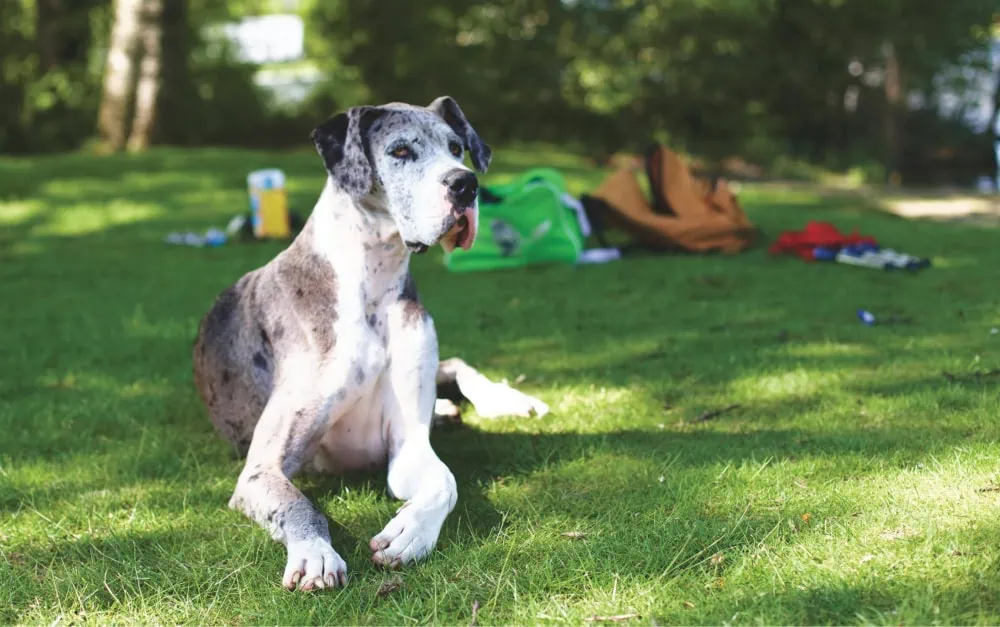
[769,221,879,261]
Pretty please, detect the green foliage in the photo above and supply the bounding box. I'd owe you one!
[1,0,997,181]
[297,0,996,178]
[0,0,109,154]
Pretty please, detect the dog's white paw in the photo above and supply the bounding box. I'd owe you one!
[472,380,549,419]
[283,536,348,591]
[369,503,445,569]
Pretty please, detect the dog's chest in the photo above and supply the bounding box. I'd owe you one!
[311,309,393,472]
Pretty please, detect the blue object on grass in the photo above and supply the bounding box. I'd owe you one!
[813,246,838,261]
[857,309,877,325]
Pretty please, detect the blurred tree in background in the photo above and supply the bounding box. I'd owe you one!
[0,0,996,184]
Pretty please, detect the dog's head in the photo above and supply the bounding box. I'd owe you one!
[310,96,492,254]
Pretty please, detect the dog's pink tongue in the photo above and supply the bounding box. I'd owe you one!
[458,209,478,251]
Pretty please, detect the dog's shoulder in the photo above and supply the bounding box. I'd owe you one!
[269,238,339,355]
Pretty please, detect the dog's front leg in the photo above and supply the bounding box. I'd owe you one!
[371,308,457,568]
[228,360,351,591]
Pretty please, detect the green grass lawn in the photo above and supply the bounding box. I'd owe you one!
[1,145,999,625]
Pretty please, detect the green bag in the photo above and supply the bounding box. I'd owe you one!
[444,168,585,273]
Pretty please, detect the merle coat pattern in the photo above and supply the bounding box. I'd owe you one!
[192,97,549,591]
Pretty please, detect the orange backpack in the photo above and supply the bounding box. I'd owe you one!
[581,145,759,254]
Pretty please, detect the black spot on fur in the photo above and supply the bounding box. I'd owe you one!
[354,365,365,384]
[252,351,268,370]
[399,273,428,325]
[295,409,305,420]
[222,370,231,383]
[206,284,239,329]
[367,313,377,328]
[296,288,304,298]
[247,472,261,482]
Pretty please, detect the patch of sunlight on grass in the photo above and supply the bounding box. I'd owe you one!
[31,200,164,236]
[119,171,227,191]
[784,342,875,358]
[553,384,639,416]
[923,256,976,269]
[0,200,41,226]
[123,305,199,341]
[731,368,840,400]
[35,369,172,400]
[740,186,827,206]
[783,450,1000,575]
[872,451,1000,517]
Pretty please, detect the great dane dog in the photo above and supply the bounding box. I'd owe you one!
[192,97,549,591]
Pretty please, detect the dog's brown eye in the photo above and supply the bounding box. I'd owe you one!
[449,141,462,157]
[391,146,411,159]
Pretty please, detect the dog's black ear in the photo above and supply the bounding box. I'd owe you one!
[427,96,492,173]
[310,106,382,197]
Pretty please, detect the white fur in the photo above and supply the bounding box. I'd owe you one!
[283,537,348,590]
[223,129,549,592]
[439,359,550,419]
[369,297,457,567]
[406,158,474,245]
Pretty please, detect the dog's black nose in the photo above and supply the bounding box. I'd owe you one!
[443,169,478,206]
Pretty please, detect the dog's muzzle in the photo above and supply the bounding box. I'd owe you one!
[439,169,480,253]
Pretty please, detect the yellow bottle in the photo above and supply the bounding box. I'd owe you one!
[247,169,290,239]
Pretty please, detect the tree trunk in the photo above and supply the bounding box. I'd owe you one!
[97,0,143,152]
[154,0,195,145]
[126,0,164,152]
[883,41,903,185]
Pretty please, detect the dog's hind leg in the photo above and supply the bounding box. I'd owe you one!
[436,357,550,419]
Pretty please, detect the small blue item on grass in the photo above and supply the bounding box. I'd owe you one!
[812,246,838,261]
[204,228,227,247]
[857,309,877,325]
[165,228,228,247]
